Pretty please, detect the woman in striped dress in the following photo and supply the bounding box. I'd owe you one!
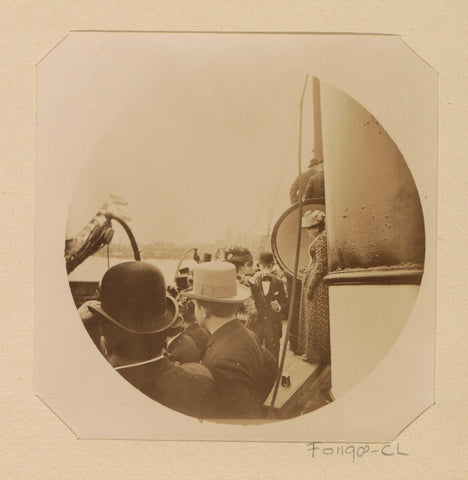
[297,210,331,364]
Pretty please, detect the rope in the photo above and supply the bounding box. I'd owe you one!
[269,74,309,414]
[104,213,141,261]
[251,91,302,257]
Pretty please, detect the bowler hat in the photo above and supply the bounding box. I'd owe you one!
[258,251,274,266]
[301,210,326,229]
[89,261,178,334]
[181,262,250,304]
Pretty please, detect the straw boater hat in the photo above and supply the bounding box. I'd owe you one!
[301,210,326,228]
[181,262,250,304]
[89,261,178,334]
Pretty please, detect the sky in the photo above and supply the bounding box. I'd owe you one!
[45,33,321,245]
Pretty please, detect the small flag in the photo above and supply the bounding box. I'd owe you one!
[109,194,128,206]
[106,195,131,222]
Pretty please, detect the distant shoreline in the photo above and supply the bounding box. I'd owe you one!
[68,256,196,284]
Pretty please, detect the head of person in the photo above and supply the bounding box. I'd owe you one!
[258,251,275,276]
[88,261,179,367]
[301,210,326,239]
[181,262,251,330]
[178,297,197,325]
[225,245,254,276]
[308,157,323,169]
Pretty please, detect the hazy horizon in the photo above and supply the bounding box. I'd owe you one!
[46,34,322,245]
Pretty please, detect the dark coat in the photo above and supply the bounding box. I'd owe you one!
[248,275,288,360]
[117,357,217,419]
[202,319,277,419]
[249,275,288,340]
[184,322,211,352]
[289,165,325,203]
[303,170,325,199]
[165,333,202,364]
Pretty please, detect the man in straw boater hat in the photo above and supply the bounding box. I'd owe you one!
[182,262,277,419]
[86,261,217,419]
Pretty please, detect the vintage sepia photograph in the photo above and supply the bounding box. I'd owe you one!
[35,32,437,440]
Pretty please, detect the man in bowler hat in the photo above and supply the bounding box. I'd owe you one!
[289,157,324,203]
[248,251,288,361]
[182,262,277,419]
[86,261,217,419]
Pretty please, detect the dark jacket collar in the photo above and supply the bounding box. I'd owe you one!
[206,318,242,347]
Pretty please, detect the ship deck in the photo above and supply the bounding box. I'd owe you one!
[264,322,332,418]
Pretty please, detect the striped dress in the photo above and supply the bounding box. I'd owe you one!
[297,232,331,364]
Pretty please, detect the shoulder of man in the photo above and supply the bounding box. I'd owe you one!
[178,362,215,381]
[185,323,210,338]
[185,324,210,347]
[204,323,258,360]
[168,333,195,350]
[166,362,220,419]
[180,332,200,346]
[206,356,254,386]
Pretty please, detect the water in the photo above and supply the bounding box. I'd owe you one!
[68,256,197,285]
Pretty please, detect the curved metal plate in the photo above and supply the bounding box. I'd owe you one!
[271,199,325,277]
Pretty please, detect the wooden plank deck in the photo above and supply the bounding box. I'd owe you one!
[265,346,320,407]
[264,321,331,418]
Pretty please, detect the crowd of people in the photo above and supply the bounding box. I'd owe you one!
[77,158,330,420]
